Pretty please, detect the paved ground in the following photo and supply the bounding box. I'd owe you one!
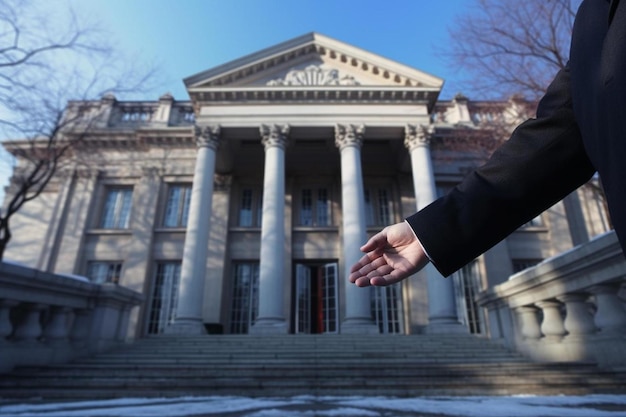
[1,395,626,417]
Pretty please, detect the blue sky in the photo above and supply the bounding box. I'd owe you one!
[0,1,472,197]
[68,0,471,101]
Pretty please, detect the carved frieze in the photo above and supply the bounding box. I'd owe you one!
[267,65,359,86]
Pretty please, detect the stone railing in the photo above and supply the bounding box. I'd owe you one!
[0,262,143,373]
[477,231,626,368]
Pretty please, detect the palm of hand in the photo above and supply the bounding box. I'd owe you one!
[349,222,428,287]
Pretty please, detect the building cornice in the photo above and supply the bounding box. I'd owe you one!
[187,86,440,108]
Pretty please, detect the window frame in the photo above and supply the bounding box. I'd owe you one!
[98,187,134,229]
[86,261,123,284]
[236,186,263,228]
[297,186,332,227]
[162,183,192,228]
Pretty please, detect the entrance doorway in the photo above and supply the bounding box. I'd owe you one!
[293,262,338,334]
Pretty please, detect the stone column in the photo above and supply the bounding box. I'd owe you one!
[336,124,377,334]
[405,124,465,334]
[166,125,220,335]
[251,124,290,334]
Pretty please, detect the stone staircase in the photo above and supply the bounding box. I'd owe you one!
[2,334,626,399]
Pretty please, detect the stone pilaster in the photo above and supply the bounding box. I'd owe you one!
[251,124,290,333]
[405,124,465,334]
[336,124,377,334]
[166,125,220,335]
[51,168,100,275]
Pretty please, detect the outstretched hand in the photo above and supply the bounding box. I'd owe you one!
[349,221,429,287]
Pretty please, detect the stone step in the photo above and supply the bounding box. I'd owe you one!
[3,334,626,399]
[6,364,606,379]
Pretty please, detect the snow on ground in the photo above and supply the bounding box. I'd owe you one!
[0,395,625,417]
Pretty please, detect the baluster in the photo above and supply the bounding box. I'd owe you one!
[557,293,597,338]
[589,284,626,333]
[13,303,47,344]
[0,300,18,342]
[536,300,567,340]
[516,306,542,340]
[42,306,71,345]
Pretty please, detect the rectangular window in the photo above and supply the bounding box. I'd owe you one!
[452,260,485,334]
[100,188,133,229]
[512,259,542,273]
[86,262,122,284]
[365,188,393,226]
[163,184,192,227]
[238,188,262,227]
[371,285,404,334]
[230,262,260,334]
[299,187,331,226]
[146,262,181,334]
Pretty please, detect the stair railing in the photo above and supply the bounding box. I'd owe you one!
[477,231,626,368]
[0,262,143,373]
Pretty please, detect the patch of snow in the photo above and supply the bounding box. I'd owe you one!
[0,395,625,417]
[57,273,90,282]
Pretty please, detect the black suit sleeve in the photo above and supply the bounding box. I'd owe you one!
[406,66,596,277]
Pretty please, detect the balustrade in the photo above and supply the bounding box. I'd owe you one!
[0,262,142,373]
[478,231,626,367]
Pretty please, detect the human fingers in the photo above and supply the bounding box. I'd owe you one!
[349,249,384,276]
[369,264,418,286]
[353,264,393,287]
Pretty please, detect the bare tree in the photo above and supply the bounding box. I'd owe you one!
[0,0,156,259]
[446,0,581,101]
[441,0,611,230]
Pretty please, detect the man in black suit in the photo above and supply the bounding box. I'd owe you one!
[350,0,626,286]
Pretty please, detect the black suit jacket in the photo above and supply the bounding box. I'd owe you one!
[407,0,626,277]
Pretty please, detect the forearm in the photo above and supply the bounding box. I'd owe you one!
[407,69,596,277]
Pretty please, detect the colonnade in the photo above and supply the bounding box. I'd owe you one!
[169,123,455,334]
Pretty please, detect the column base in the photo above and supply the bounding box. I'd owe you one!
[341,318,379,334]
[250,318,288,334]
[424,319,468,334]
[163,319,207,336]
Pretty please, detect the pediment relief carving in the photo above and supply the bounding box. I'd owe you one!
[266,65,360,86]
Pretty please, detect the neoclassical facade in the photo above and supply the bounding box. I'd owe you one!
[2,33,610,338]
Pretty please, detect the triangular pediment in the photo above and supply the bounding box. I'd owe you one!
[184,33,443,90]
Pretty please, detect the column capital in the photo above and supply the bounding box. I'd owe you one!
[194,125,221,150]
[335,124,365,150]
[260,124,290,150]
[404,124,434,151]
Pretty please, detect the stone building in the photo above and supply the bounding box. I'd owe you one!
[2,33,610,339]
